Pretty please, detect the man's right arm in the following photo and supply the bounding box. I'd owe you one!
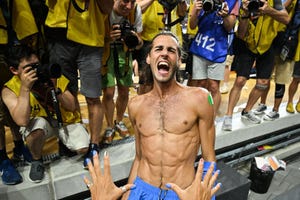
[136,0,154,13]
[189,0,202,30]
[2,86,31,126]
[122,97,142,199]
[122,155,140,199]
[236,0,251,39]
[259,0,290,25]
[1,67,37,126]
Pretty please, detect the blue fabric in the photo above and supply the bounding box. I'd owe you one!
[189,0,237,63]
[128,176,180,200]
[202,161,217,200]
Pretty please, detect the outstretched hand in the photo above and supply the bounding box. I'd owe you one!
[83,151,135,200]
[166,158,221,200]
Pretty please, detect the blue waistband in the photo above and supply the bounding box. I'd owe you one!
[134,176,179,199]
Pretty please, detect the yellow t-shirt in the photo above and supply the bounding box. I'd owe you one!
[0,1,38,44]
[186,1,198,36]
[141,0,183,44]
[294,31,300,61]
[0,9,7,44]
[241,0,281,54]
[12,0,38,40]
[45,0,106,47]
[5,75,81,124]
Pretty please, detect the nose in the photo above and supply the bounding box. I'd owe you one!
[160,48,169,57]
[125,2,133,9]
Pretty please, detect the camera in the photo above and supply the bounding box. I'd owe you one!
[247,0,264,15]
[158,0,181,12]
[203,0,224,12]
[116,19,139,49]
[31,63,62,84]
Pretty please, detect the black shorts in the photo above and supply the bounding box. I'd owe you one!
[234,40,275,79]
[293,61,300,78]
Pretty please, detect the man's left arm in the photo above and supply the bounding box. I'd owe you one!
[197,91,217,200]
[220,0,239,32]
[56,89,77,112]
[199,92,216,162]
[177,0,188,17]
[259,0,290,25]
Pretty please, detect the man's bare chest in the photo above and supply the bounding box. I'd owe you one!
[136,100,196,135]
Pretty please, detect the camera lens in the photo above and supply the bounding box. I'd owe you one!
[203,0,214,12]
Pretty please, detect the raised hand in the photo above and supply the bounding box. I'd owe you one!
[83,151,135,200]
[166,158,221,200]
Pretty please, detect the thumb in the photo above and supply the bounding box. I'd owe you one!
[119,184,136,194]
[166,183,183,196]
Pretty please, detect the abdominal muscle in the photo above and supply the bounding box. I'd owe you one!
[137,129,200,190]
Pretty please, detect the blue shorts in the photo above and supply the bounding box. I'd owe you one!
[128,177,180,200]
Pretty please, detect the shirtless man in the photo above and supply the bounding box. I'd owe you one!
[123,31,217,199]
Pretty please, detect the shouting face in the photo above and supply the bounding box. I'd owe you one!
[146,33,181,84]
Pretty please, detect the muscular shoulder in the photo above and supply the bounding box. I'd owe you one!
[185,86,211,102]
[184,86,214,115]
[128,94,147,117]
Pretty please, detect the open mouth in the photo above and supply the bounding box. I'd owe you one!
[158,61,170,74]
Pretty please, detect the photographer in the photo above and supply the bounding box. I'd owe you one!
[44,0,114,168]
[0,0,39,185]
[101,0,143,144]
[222,0,290,130]
[1,45,90,183]
[253,0,298,121]
[188,0,239,118]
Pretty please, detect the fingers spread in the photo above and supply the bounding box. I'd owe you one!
[196,158,204,181]
[203,162,215,185]
[92,150,101,178]
[103,151,112,178]
[208,169,220,190]
[211,182,222,196]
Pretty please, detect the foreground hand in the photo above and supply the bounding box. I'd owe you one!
[166,158,221,200]
[218,2,229,18]
[110,24,122,42]
[193,0,203,12]
[21,65,38,91]
[83,151,135,200]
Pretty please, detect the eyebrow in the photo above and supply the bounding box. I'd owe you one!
[154,45,177,51]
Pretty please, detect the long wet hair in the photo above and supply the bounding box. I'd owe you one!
[147,31,182,58]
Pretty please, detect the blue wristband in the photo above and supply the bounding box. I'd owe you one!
[203,161,217,172]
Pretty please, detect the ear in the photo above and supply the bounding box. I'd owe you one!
[146,54,150,65]
[9,66,18,75]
